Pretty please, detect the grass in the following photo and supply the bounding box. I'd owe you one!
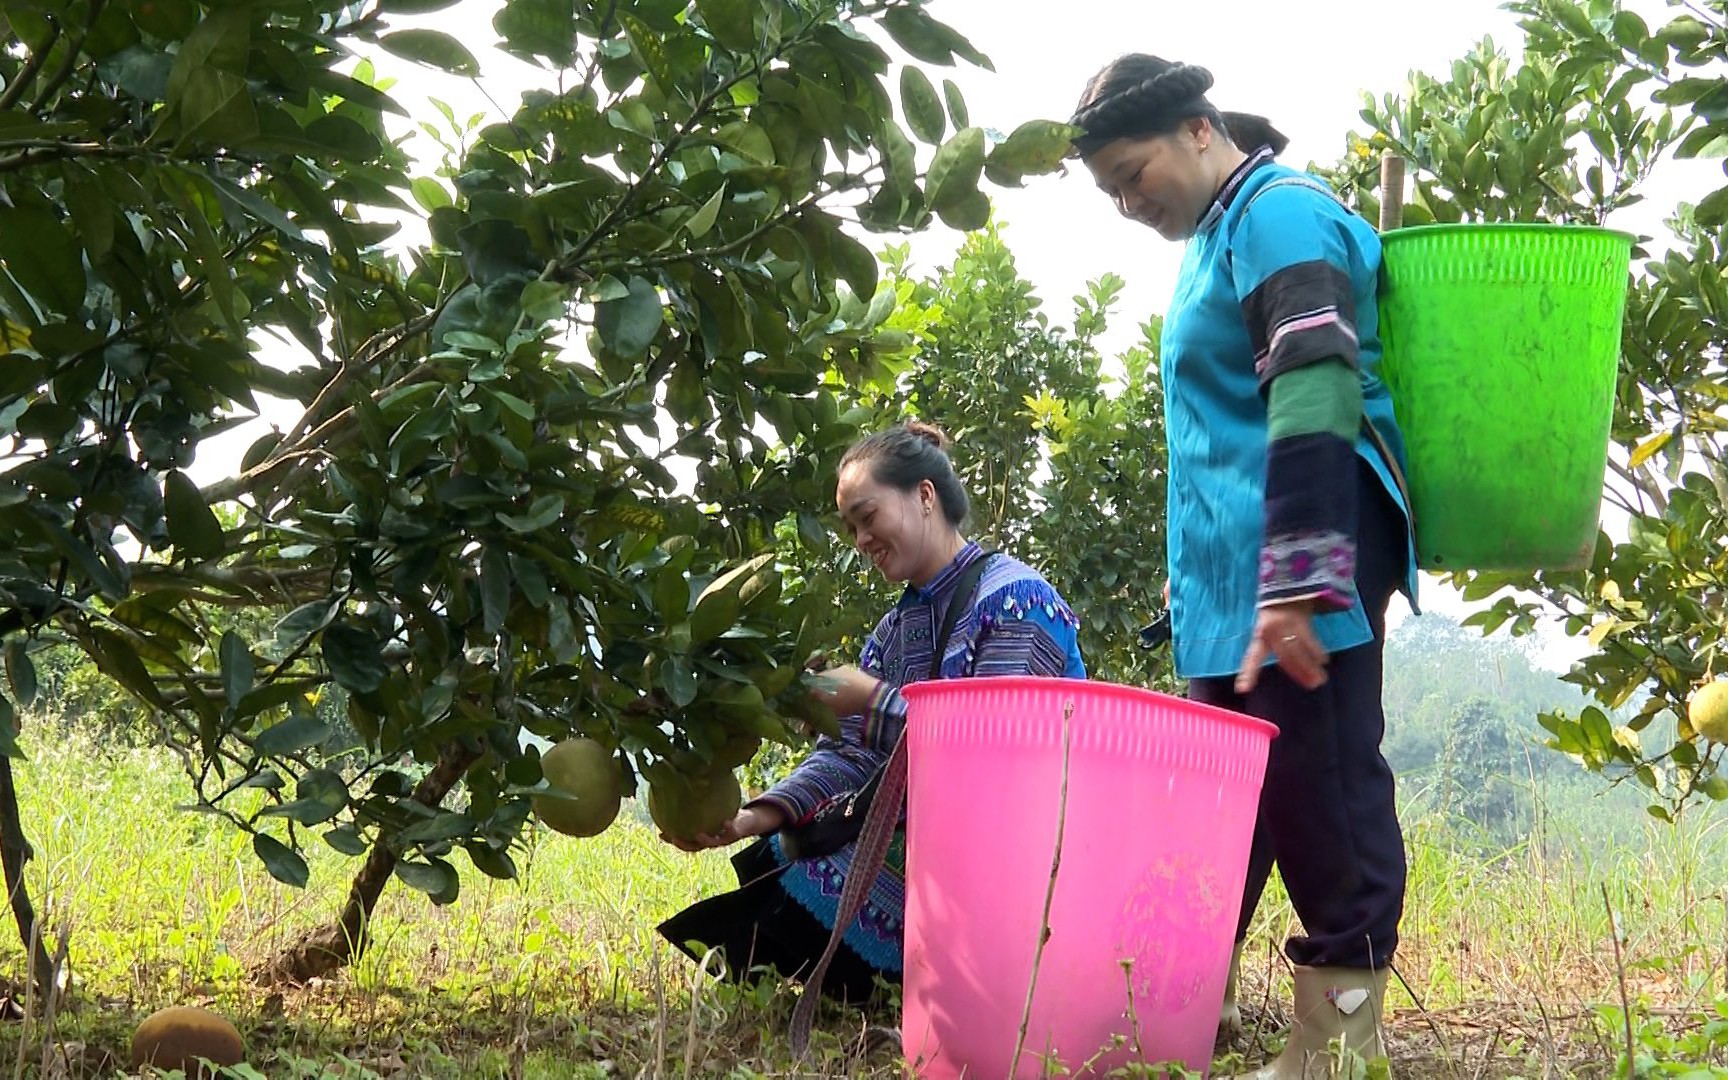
[0,731,1726,1077]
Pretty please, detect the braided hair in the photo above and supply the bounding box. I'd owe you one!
[1069,54,1288,160]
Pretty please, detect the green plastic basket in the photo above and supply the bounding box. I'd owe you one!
[1378,223,1633,572]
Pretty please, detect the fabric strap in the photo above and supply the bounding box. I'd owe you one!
[788,550,996,1057]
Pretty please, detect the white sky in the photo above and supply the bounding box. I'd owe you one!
[208,0,1728,671]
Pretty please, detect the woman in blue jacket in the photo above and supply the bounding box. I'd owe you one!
[1068,55,1419,1076]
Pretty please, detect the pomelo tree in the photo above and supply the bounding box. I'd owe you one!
[0,0,1077,984]
[1318,0,1728,820]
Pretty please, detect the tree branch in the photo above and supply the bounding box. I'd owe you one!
[560,18,811,275]
[28,0,105,115]
[0,20,62,113]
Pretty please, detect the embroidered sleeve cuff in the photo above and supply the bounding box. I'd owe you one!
[1259,530,1357,610]
[1263,430,1359,611]
[860,681,906,753]
[746,791,802,825]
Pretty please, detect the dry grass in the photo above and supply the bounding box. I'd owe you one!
[0,733,1723,1077]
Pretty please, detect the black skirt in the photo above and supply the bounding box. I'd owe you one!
[656,838,896,1005]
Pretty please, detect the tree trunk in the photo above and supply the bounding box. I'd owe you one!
[255,740,481,986]
[0,756,55,996]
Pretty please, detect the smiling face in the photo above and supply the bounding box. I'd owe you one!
[1083,118,1221,242]
[835,461,952,586]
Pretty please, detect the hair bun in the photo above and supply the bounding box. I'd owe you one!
[903,420,952,451]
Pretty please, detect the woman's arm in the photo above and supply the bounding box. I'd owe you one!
[858,587,1081,752]
[747,714,886,823]
[1231,185,1367,614]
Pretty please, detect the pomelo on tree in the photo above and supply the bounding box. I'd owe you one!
[531,737,624,838]
[648,767,743,842]
[1688,679,1728,745]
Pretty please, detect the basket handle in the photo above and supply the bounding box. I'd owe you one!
[1379,151,1406,232]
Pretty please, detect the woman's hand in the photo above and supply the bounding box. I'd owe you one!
[807,664,884,718]
[662,804,787,853]
[1236,600,1330,694]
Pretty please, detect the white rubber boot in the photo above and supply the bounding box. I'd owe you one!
[1244,966,1389,1079]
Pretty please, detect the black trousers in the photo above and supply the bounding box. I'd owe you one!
[1189,459,1408,971]
[656,838,891,1004]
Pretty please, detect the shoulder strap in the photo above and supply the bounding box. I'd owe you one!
[1242,173,1343,212]
[927,549,997,679]
[789,548,997,1057]
[1229,177,1420,540]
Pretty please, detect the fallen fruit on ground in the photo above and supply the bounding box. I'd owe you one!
[131,1005,245,1076]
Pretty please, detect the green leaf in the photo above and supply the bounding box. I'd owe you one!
[4,642,35,709]
[380,29,481,77]
[1702,774,1728,801]
[943,79,969,129]
[466,844,518,880]
[219,631,254,710]
[689,554,773,644]
[276,597,342,650]
[254,713,333,756]
[163,471,225,559]
[253,833,309,888]
[900,66,946,144]
[620,14,675,96]
[89,628,167,709]
[986,119,1082,181]
[401,812,474,845]
[322,623,388,694]
[395,858,461,904]
[480,545,512,635]
[938,190,991,231]
[880,7,992,70]
[324,825,369,857]
[694,0,757,51]
[63,169,115,261]
[715,120,775,164]
[174,67,259,145]
[263,768,348,825]
[131,0,196,38]
[1695,186,1728,227]
[594,276,663,358]
[0,205,87,315]
[684,184,726,240]
[498,494,566,533]
[828,225,878,300]
[663,654,699,706]
[926,126,986,210]
[654,563,691,624]
[205,174,305,242]
[687,584,736,642]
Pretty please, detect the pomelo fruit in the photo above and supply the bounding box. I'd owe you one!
[1689,679,1728,744]
[648,768,742,842]
[131,1005,244,1076]
[712,734,762,770]
[531,737,624,838]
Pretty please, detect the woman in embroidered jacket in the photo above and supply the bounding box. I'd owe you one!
[656,421,1087,1002]
[1067,56,1419,1077]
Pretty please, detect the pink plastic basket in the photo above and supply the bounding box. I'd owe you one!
[900,676,1276,1077]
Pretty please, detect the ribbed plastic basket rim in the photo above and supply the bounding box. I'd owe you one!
[1380,221,1637,246]
[901,674,1279,741]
